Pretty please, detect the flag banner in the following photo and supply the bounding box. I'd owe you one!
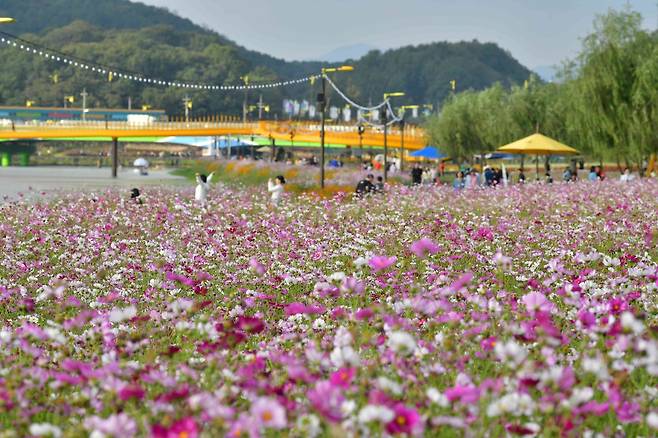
[283,100,293,114]
[343,107,352,122]
[329,106,339,120]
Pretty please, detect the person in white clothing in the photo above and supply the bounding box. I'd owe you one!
[620,168,635,182]
[195,172,214,204]
[268,175,286,206]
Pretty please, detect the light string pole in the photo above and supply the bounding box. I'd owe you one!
[319,65,353,189]
[382,92,405,182]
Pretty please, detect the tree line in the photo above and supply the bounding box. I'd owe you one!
[0,0,532,117]
[426,8,658,172]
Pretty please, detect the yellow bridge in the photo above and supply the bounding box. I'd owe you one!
[0,119,427,177]
[0,120,426,148]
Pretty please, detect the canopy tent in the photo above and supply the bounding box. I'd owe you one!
[409,146,446,160]
[497,133,578,179]
[133,158,149,168]
[484,152,517,160]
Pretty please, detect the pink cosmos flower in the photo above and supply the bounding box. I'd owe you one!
[84,413,137,437]
[329,368,356,389]
[340,276,365,294]
[248,258,266,276]
[522,292,554,313]
[250,397,287,429]
[151,417,198,438]
[409,238,439,258]
[386,403,423,435]
[308,380,345,422]
[368,255,397,273]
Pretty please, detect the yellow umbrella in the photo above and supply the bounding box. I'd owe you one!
[498,133,579,179]
[0,18,15,24]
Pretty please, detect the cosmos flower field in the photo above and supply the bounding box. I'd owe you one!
[0,179,657,437]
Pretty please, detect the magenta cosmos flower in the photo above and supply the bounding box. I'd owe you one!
[330,368,356,389]
[409,238,439,258]
[386,403,423,435]
[151,417,198,438]
[368,255,397,273]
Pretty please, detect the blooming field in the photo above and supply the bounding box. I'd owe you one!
[0,179,657,437]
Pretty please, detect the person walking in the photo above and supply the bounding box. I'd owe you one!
[411,164,423,186]
[268,175,286,206]
[195,172,215,204]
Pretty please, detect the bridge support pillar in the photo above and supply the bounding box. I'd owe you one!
[111,137,118,178]
[1,152,10,167]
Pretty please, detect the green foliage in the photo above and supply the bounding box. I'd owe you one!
[425,6,658,167]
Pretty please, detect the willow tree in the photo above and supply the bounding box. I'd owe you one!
[570,8,654,169]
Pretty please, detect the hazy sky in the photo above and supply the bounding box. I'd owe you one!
[137,0,658,68]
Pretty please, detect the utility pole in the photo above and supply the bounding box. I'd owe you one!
[381,105,389,182]
[241,76,249,123]
[319,74,327,188]
[399,118,406,172]
[258,94,264,120]
[128,96,132,110]
[183,96,192,122]
[81,88,88,121]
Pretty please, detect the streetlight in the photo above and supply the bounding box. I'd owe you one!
[382,92,405,182]
[357,124,365,160]
[319,65,354,188]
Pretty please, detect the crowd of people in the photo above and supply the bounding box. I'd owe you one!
[128,160,650,207]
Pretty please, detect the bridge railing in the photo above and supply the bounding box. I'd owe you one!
[0,119,427,143]
[0,119,261,132]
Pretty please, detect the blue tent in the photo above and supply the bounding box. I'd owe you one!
[410,146,447,160]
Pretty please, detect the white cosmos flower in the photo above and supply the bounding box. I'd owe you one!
[581,356,610,381]
[29,423,62,438]
[358,404,395,424]
[427,387,449,407]
[387,331,416,355]
[647,412,658,429]
[109,305,136,323]
[376,377,402,395]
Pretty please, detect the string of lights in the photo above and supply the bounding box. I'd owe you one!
[323,74,388,112]
[0,30,320,91]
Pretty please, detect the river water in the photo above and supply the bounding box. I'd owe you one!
[0,166,187,201]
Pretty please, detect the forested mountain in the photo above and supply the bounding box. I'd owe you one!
[0,0,534,117]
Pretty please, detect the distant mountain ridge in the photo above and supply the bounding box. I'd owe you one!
[0,0,535,116]
[320,44,379,63]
